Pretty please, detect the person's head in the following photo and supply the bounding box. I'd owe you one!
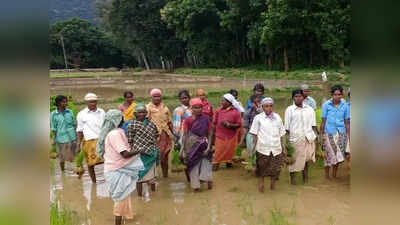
[134,104,147,121]
[178,90,190,106]
[55,95,68,109]
[84,93,98,110]
[190,98,203,116]
[253,83,265,95]
[221,95,233,109]
[123,91,134,104]
[301,84,310,98]
[330,85,344,103]
[261,97,274,115]
[150,89,162,105]
[195,89,207,101]
[228,89,239,99]
[250,94,262,107]
[292,89,304,106]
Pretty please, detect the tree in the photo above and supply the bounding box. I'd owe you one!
[50,18,132,69]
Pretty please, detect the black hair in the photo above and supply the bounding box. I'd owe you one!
[250,94,262,103]
[123,91,134,98]
[330,85,344,95]
[292,89,304,99]
[55,95,67,106]
[253,83,265,93]
[228,89,238,96]
[178,89,190,98]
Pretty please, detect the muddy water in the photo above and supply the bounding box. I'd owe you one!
[50,74,321,102]
[51,160,350,225]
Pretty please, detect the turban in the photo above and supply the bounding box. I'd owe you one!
[190,98,203,107]
[300,84,309,90]
[150,89,162,96]
[261,97,274,106]
[195,89,206,97]
[84,93,98,101]
[135,103,147,112]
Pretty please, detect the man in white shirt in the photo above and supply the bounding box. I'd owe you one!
[249,97,286,192]
[76,93,105,183]
[285,89,319,185]
[301,84,317,110]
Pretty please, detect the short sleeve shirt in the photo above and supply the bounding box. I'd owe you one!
[50,109,76,143]
[321,99,350,134]
[104,128,137,172]
[284,104,316,143]
[76,107,105,140]
[249,112,286,156]
[303,96,317,110]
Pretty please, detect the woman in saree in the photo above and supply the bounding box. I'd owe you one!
[96,109,144,225]
[320,85,350,179]
[181,98,213,191]
[146,88,174,178]
[118,91,136,122]
[126,104,160,197]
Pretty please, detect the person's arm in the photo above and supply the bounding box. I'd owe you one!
[345,119,350,142]
[50,114,57,144]
[284,108,291,150]
[172,109,181,137]
[75,112,84,152]
[205,123,216,154]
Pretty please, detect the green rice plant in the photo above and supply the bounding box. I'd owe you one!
[50,203,79,225]
[74,151,85,167]
[287,145,295,157]
[268,206,293,225]
[235,146,243,157]
[171,148,181,166]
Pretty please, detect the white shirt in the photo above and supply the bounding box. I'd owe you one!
[284,104,316,143]
[249,112,286,156]
[76,107,105,140]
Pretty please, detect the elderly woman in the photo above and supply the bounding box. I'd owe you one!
[146,89,174,178]
[173,90,192,146]
[209,93,242,171]
[195,89,214,121]
[126,104,160,198]
[96,109,144,225]
[118,91,136,122]
[320,85,350,179]
[249,97,286,192]
[181,98,213,191]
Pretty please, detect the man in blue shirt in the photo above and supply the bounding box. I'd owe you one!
[50,95,77,171]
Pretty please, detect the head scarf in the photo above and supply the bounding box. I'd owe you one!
[190,98,203,107]
[300,84,309,90]
[84,93,98,101]
[223,93,245,113]
[96,109,123,158]
[261,97,274,106]
[150,89,162,96]
[135,103,147,112]
[195,89,206,97]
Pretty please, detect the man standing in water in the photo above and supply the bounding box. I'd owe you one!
[76,93,105,183]
[51,95,77,171]
[285,90,318,185]
[301,84,317,110]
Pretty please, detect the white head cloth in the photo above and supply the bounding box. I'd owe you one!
[300,84,309,90]
[261,97,274,106]
[223,93,245,113]
[84,93,98,101]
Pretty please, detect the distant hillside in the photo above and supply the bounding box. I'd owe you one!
[50,0,99,24]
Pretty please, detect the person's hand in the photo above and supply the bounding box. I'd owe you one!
[222,120,230,128]
[203,149,210,157]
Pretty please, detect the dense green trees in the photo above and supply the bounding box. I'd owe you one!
[50,18,135,69]
[50,0,350,70]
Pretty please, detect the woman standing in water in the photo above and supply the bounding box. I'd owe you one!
[249,97,286,192]
[173,90,192,145]
[146,89,174,178]
[181,98,213,191]
[126,104,160,198]
[210,93,242,171]
[96,109,144,225]
[118,91,136,122]
[195,89,214,121]
[320,85,350,179]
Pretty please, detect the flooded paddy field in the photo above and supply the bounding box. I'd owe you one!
[50,72,349,225]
